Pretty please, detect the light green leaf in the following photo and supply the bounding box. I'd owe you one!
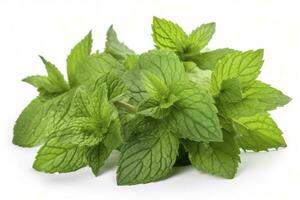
[55,117,104,147]
[210,50,264,96]
[33,135,87,173]
[105,25,135,61]
[185,130,240,179]
[167,85,222,142]
[152,17,188,52]
[142,70,169,100]
[188,48,238,70]
[94,72,127,102]
[117,127,179,185]
[23,56,68,94]
[187,22,215,52]
[137,50,187,90]
[243,80,291,111]
[233,113,287,151]
[187,67,212,91]
[75,53,123,85]
[137,98,172,119]
[40,56,69,92]
[122,69,147,105]
[218,79,243,103]
[217,80,291,118]
[67,31,92,87]
[13,91,75,147]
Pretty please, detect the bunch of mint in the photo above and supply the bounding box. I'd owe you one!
[13,17,291,185]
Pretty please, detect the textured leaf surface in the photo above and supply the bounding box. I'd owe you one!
[189,48,238,70]
[105,25,135,61]
[13,91,75,147]
[187,23,215,52]
[67,32,92,86]
[33,135,87,173]
[94,72,127,102]
[243,80,291,110]
[233,113,287,151]
[75,53,123,85]
[152,17,187,52]
[210,50,264,95]
[138,50,186,88]
[217,80,290,118]
[86,143,111,176]
[168,85,222,142]
[117,128,179,185]
[185,131,240,178]
[218,79,243,103]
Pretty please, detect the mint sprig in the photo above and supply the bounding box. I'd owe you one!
[13,17,291,185]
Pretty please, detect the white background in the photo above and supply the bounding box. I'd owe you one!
[0,0,299,199]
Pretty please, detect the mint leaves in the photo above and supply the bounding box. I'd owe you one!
[13,17,290,185]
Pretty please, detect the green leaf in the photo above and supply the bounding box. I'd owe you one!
[117,127,179,185]
[217,80,291,118]
[142,70,169,100]
[40,56,69,92]
[75,53,124,85]
[23,56,68,94]
[105,25,135,61]
[86,143,111,176]
[185,130,240,179]
[94,72,127,102]
[167,85,222,142]
[137,98,172,119]
[218,79,243,103]
[243,80,291,111]
[188,48,238,70]
[55,117,104,147]
[137,50,187,90]
[33,135,87,173]
[13,91,75,147]
[187,22,215,52]
[233,113,287,151]
[187,67,212,91]
[152,17,188,52]
[210,50,264,96]
[67,31,92,87]
[122,69,147,105]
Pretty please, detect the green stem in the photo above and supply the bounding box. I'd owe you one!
[114,101,136,114]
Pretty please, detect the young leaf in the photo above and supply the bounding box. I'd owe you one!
[210,50,264,96]
[105,25,135,61]
[117,127,179,185]
[185,130,240,179]
[23,56,68,94]
[152,17,188,52]
[33,135,87,173]
[142,70,169,100]
[187,22,215,52]
[233,113,287,151]
[67,31,92,87]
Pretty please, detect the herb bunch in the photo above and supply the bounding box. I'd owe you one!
[13,17,291,185]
